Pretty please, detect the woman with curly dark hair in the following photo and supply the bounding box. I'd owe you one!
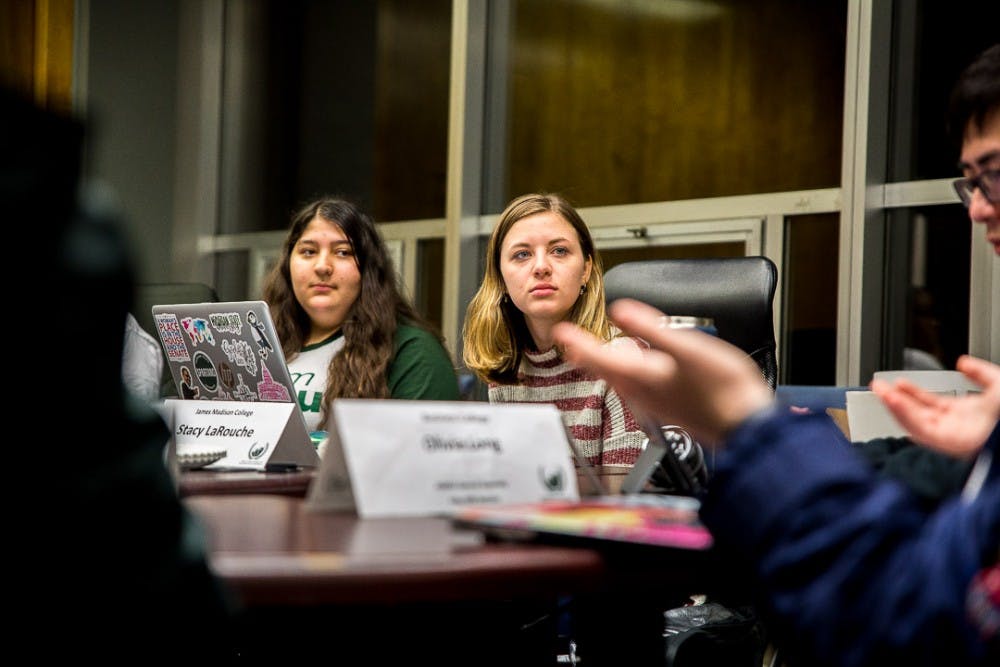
[263,197,459,435]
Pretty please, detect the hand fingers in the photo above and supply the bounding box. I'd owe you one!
[874,378,947,408]
[557,299,774,443]
[553,319,683,427]
[553,322,612,368]
[956,355,1000,394]
[554,320,676,390]
[607,298,768,389]
[607,299,752,368]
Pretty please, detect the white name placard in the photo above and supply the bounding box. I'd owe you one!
[163,399,318,470]
[307,400,579,517]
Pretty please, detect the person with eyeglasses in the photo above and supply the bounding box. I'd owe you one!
[954,168,1000,223]
[551,44,999,667]
[950,45,1000,256]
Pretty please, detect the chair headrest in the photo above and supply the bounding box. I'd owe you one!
[604,256,776,347]
[603,256,778,387]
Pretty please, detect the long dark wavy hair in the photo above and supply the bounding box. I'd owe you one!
[262,197,446,425]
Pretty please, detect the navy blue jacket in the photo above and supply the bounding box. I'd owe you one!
[700,410,999,666]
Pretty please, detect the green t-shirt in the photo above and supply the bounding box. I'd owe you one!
[388,323,461,401]
[289,323,460,431]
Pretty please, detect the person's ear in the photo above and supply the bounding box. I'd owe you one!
[582,256,593,287]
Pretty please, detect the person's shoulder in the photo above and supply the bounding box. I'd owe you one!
[125,312,158,345]
[389,321,460,397]
[397,321,441,344]
[124,313,160,358]
[394,322,453,360]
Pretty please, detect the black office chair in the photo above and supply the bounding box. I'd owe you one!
[604,257,779,667]
[603,256,779,390]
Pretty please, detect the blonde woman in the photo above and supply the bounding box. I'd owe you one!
[463,193,645,465]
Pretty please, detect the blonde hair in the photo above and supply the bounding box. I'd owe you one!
[462,192,613,384]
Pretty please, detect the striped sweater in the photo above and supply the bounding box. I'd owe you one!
[488,340,646,466]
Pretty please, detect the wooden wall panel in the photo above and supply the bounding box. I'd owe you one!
[0,0,38,97]
[0,0,74,113]
[506,0,846,207]
[32,0,74,113]
[374,0,451,222]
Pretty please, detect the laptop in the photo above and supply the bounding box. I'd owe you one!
[151,300,300,405]
[151,300,318,470]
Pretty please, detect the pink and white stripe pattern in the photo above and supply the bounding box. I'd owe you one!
[489,340,646,466]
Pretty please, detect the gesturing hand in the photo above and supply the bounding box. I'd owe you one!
[870,355,1000,458]
[553,298,773,447]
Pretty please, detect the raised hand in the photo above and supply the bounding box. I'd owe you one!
[870,355,1000,458]
[553,298,773,447]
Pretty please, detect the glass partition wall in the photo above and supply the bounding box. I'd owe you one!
[81,0,999,386]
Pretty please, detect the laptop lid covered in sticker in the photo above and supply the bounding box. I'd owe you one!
[151,300,298,405]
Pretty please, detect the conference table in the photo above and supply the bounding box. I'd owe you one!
[178,463,629,498]
[182,467,725,665]
[179,467,315,497]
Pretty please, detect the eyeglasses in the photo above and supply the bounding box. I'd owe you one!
[952,169,1000,207]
